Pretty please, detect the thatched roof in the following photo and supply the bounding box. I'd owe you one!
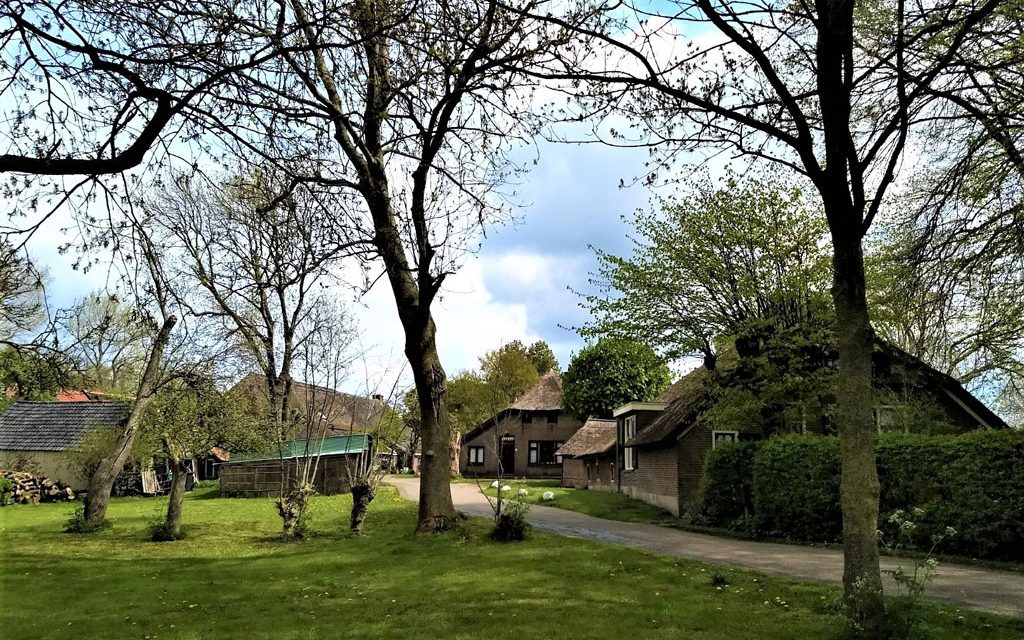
[509,371,563,411]
[624,340,1007,448]
[556,417,616,458]
[626,366,712,447]
[0,401,129,452]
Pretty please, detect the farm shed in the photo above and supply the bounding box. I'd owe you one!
[0,401,130,490]
[219,434,371,497]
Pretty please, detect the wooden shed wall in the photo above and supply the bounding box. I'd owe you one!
[219,455,358,497]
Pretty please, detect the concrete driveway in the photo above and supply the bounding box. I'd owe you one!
[386,476,1024,617]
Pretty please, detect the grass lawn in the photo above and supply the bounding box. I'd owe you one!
[482,478,678,524]
[1,485,1020,640]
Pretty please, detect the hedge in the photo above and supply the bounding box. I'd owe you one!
[698,430,1024,561]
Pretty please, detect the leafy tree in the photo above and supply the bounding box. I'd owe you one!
[579,175,831,367]
[526,341,559,374]
[528,0,1012,626]
[61,293,151,393]
[142,376,272,540]
[562,338,670,419]
[448,341,545,433]
[0,347,69,407]
[867,228,1024,398]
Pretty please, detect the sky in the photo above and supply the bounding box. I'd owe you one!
[19,135,662,391]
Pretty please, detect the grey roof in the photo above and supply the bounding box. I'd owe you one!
[0,402,129,452]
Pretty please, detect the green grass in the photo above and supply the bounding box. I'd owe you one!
[482,479,678,524]
[1,486,1020,640]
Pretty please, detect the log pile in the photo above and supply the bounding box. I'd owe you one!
[0,470,76,504]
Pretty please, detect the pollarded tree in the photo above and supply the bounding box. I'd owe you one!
[578,174,831,368]
[525,0,1010,629]
[562,338,670,420]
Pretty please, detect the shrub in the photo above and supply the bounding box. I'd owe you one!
[698,440,757,526]
[752,436,841,542]
[0,476,13,506]
[697,430,1024,561]
[491,500,531,542]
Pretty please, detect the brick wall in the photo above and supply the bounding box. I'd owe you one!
[677,423,714,511]
[620,443,679,514]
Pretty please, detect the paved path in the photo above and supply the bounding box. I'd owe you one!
[386,476,1024,617]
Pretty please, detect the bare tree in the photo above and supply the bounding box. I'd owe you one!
[60,293,151,392]
[0,242,44,342]
[203,0,585,533]
[149,171,363,440]
[516,0,1008,631]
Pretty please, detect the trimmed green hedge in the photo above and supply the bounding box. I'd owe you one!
[698,430,1024,561]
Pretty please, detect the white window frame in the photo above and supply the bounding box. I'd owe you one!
[712,430,739,449]
[623,415,637,471]
[468,446,485,465]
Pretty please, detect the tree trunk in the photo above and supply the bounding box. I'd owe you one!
[83,314,178,529]
[350,481,375,534]
[409,335,457,532]
[831,232,886,637]
[276,484,312,539]
[161,456,187,539]
[449,430,461,476]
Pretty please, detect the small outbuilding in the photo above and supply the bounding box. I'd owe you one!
[556,417,616,490]
[0,401,130,490]
[218,434,372,497]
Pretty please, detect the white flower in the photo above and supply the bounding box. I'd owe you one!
[517,488,529,497]
[541,491,555,501]
[490,481,500,488]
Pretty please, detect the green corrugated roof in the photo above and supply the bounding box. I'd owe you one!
[226,434,370,464]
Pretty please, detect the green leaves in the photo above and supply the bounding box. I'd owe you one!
[562,338,670,419]
[577,173,830,363]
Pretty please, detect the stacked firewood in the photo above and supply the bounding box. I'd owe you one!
[0,470,76,504]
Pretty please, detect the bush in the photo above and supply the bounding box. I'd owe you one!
[491,500,531,542]
[698,440,757,526]
[752,436,842,542]
[697,430,1024,561]
[0,476,13,506]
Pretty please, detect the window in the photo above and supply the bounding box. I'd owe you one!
[468,446,485,466]
[712,431,738,449]
[522,411,533,424]
[528,441,563,465]
[547,411,558,424]
[623,415,637,471]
